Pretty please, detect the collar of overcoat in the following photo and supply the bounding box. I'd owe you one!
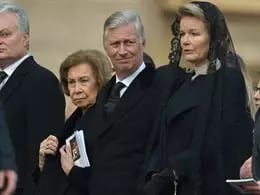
[0,56,34,102]
[95,65,155,138]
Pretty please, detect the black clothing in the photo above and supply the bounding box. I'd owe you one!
[104,81,125,114]
[37,64,185,195]
[0,71,7,83]
[145,66,253,195]
[252,110,260,180]
[0,102,16,171]
[85,65,159,195]
[0,56,65,195]
[145,1,253,194]
[36,108,86,195]
[64,65,185,195]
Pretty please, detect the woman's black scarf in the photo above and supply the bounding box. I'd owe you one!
[163,1,251,194]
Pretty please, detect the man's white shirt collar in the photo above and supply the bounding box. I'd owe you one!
[2,54,31,77]
[0,54,31,90]
[115,62,146,97]
[116,62,146,87]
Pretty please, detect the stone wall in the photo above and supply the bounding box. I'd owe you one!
[3,0,259,82]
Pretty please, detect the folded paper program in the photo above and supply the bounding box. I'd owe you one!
[66,130,90,168]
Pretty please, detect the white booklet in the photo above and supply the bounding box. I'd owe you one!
[226,178,258,194]
[65,130,90,168]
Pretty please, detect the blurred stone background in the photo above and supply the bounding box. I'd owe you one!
[2,0,260,83]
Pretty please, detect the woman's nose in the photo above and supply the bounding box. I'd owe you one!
[74,82,82,92]
[182,34,190,45]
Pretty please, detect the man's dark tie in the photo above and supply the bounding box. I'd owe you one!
[0,71,7,84]
[104,82,125,115]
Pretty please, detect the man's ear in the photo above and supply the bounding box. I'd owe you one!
[142,39,146,46]
[23,33,29,49]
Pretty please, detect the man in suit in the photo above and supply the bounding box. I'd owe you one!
[0,103,17,195]
[86,11,155,195]
[59,10,183,195]
[0,3,65,195]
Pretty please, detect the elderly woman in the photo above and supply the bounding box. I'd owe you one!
[38,49,112,171]
[35,49,112,194]
[144,1,253,195]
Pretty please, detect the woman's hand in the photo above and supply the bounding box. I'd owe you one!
[240,181,260,194]
[240,156,253,179]
[239,156,260,194]
[39,135,59,171]
[59,144,74,175]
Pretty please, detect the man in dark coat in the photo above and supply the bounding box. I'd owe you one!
[54,10,184,195]
[0,102,17,195]
[0,3,65,195]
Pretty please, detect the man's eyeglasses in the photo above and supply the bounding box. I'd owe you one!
[253,86,260,93]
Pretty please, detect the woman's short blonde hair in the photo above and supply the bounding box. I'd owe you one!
[59,49,113,96]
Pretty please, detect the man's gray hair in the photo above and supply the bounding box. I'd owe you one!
[103,10,145,47]
[0,3,29,34]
